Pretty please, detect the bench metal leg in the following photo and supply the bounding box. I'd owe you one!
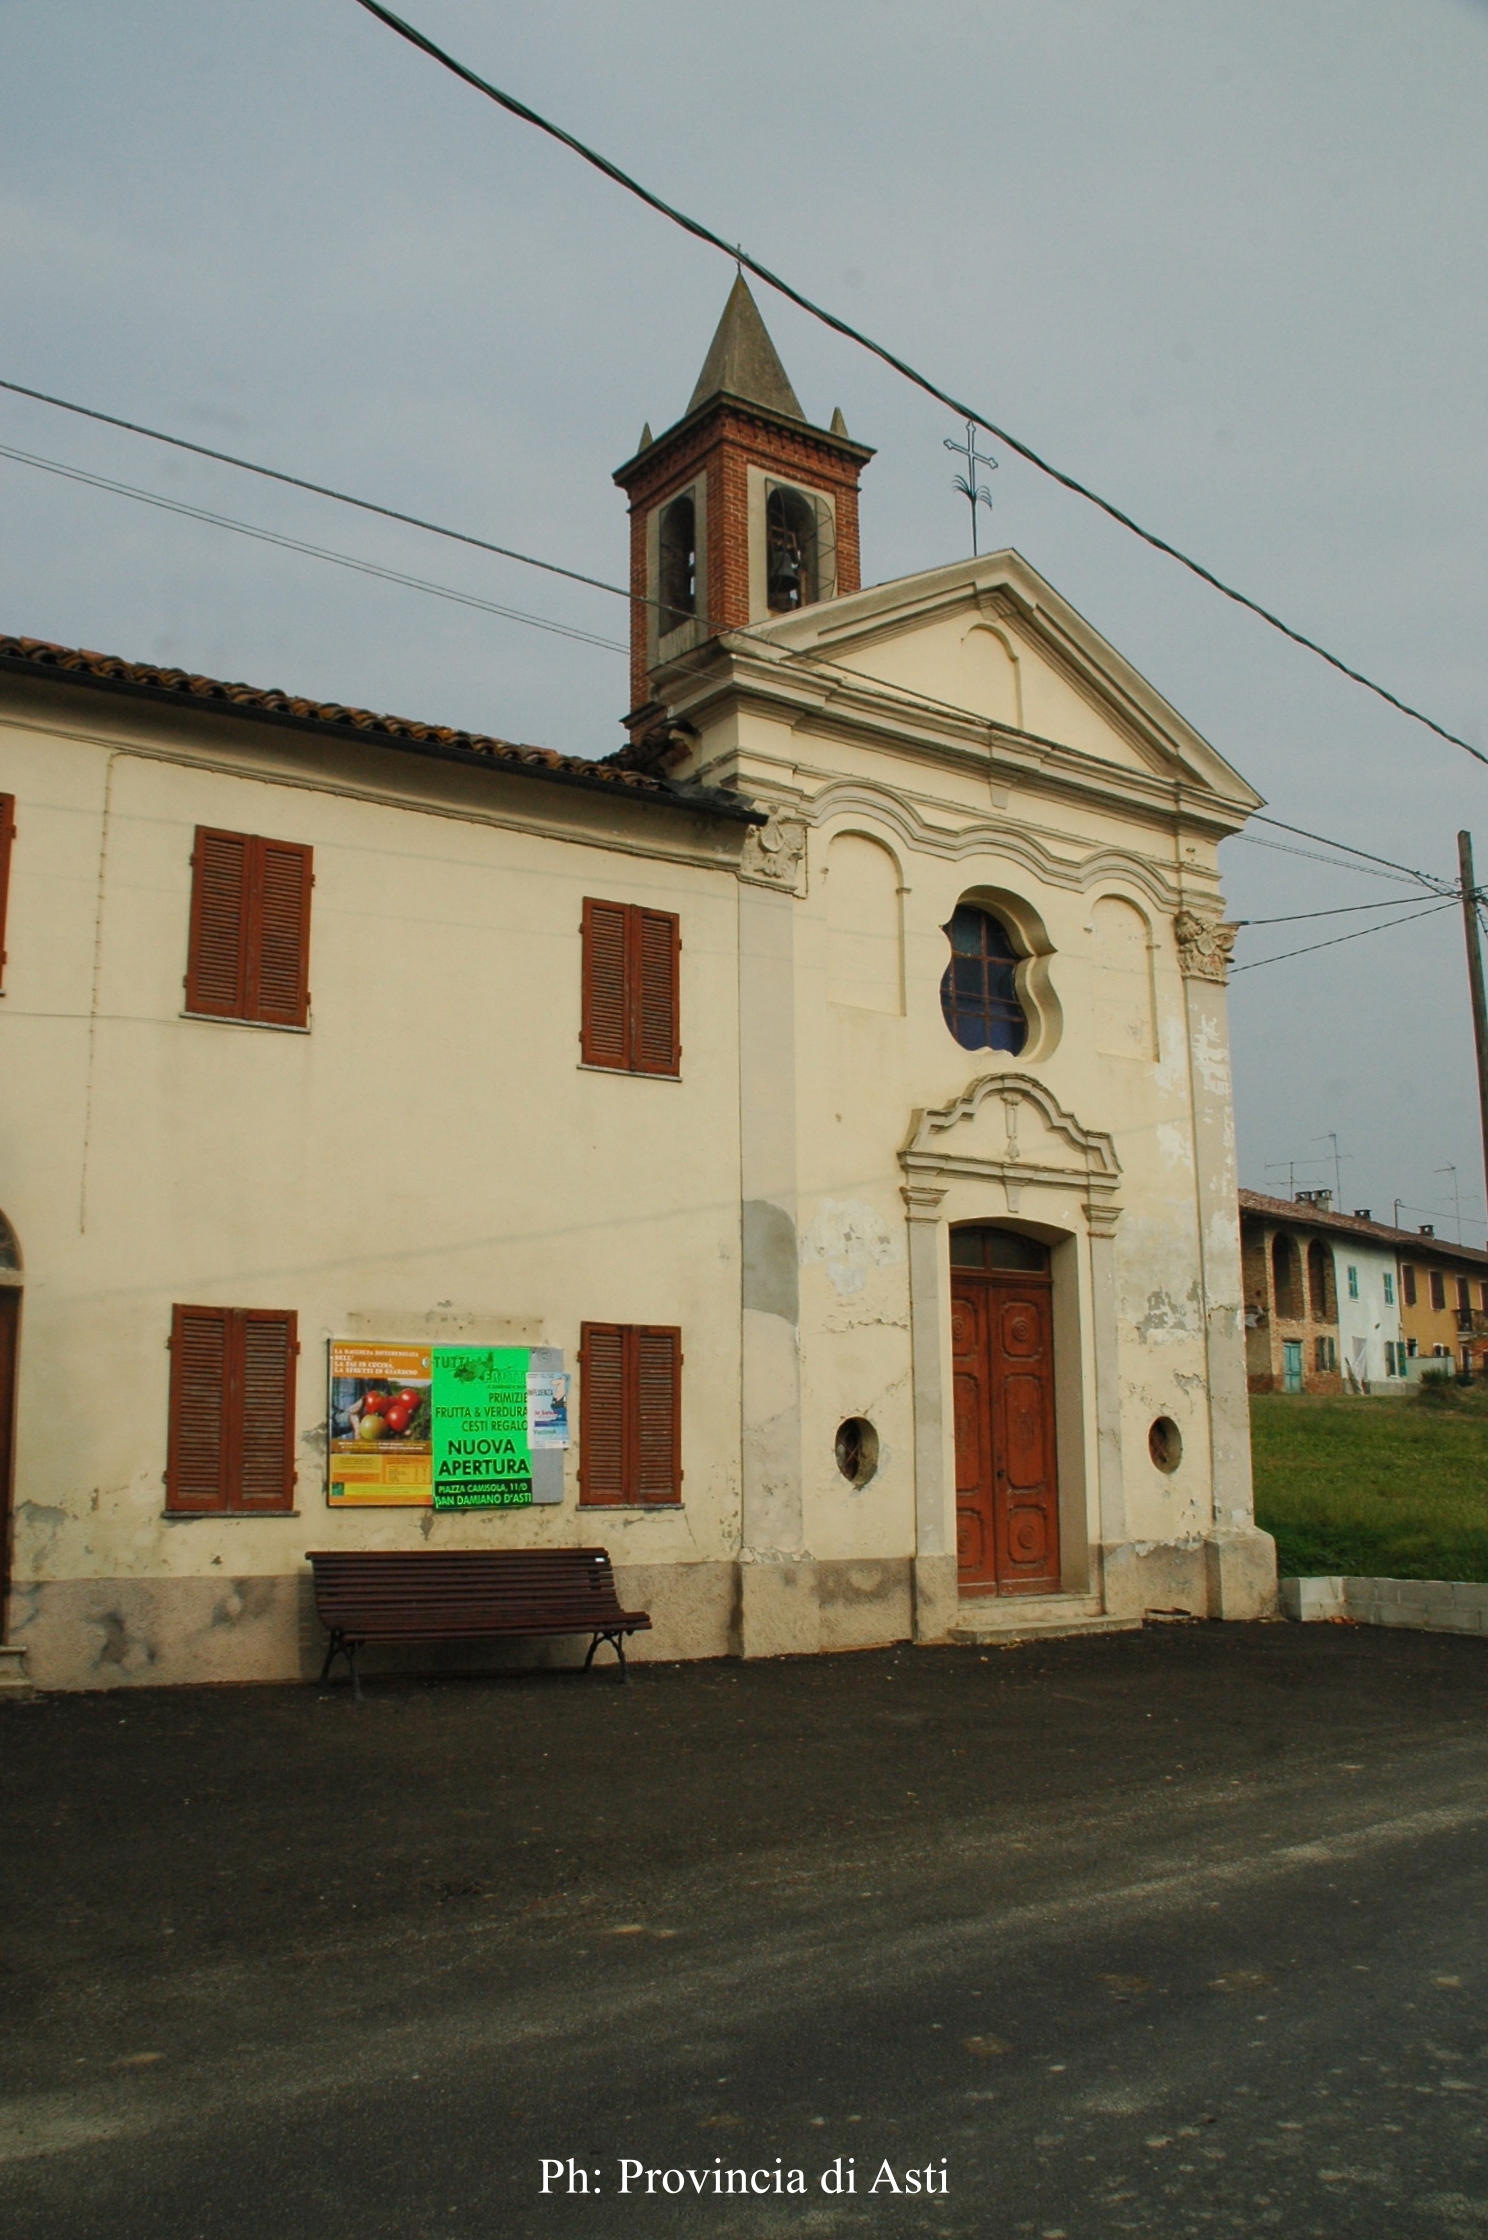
[584,1631,629,1683]
[318,1631,362,1698]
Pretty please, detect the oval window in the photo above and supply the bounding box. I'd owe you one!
[834,1418,879,1487]
[940,905,1027,1054]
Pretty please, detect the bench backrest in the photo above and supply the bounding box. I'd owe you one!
[305,1546,630,1628]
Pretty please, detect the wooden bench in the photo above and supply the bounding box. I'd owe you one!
[305,1547,652,1697]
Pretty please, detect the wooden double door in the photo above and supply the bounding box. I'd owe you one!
[951,1229,1060,1596]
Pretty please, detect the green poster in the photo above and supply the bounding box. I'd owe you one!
[431,1346,533,1508]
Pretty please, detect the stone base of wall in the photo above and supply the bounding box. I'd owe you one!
[1282,1575,1488,1635]
[6,1531,1279,1691]
[1102,1528,1277,1622]
[5,1555,916,1691]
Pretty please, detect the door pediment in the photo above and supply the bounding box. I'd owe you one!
[902,1073,1121,1228]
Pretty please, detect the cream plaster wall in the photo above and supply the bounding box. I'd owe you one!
[0,691,748,1683]
[1,542,1276,1689]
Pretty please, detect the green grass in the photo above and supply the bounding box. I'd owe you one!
[1251,1384,1488,1581]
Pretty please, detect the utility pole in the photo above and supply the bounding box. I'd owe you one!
[1457,831,1488,1225]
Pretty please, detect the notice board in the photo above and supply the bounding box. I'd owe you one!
[327,1340,567,1506]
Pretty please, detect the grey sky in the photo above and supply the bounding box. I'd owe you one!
[3,1,1486,1236]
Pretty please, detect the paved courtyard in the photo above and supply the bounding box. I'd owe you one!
[3,1621,1488,2238]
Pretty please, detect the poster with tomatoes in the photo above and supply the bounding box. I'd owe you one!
[327,1343,434,1505]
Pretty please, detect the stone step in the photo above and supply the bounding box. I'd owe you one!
[948,1596,1140,1647]
[0,1646,36,1700]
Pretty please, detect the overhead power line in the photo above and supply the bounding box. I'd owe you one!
[1234,894,1448,928]
[0,443,626,653]
[0,379,1452,904]
[1247,812,1453,894]
[0,385,1443,909]
[349,0,1488,776]
[0,375,626,609]
[1230,899,1458,975]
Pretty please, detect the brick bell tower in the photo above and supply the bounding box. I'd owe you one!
[613,275,874,737]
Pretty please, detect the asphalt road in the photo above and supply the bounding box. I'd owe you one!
[4,1622,1488,2240]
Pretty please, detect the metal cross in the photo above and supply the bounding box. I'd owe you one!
[944,419,999,556]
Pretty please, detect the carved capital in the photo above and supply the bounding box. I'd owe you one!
[739,812,808,895]
[1174,910,1238,985]
[900,1184,947,1224]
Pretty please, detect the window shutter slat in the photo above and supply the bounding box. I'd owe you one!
[633,909,680,1075]
[235,1311,297,1509]
[579,1322,627,1504]
[0,793,15,988]
[581,899,630,1069]
[634,1326,681,1501]
[186,829,250,1016]
[167,1306,230,1511]
[250,841,312,1026]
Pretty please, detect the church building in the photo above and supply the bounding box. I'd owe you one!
[0,281,1276,1691]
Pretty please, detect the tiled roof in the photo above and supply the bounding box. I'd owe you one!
[0,633,760,823]
[1239,1188,1488,1267]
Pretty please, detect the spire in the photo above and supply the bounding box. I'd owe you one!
[686,274,804,420]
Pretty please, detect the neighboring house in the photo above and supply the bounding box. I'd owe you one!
[0,281,1276,1692]
[1240,1190,1488,1390]
[1396,1230,1488,1373]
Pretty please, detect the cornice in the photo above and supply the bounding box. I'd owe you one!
[613,393,875,489]
[661,641,1253,845]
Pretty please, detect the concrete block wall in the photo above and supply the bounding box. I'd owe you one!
[1282,1574,1488,1635]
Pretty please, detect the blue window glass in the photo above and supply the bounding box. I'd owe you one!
[1347,1265,1359,1299]
[939,905,1027,1053]
[1383,1272,1395,1305]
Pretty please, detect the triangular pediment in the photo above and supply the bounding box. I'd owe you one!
[739,549,1260,810]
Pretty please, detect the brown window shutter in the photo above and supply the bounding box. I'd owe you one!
[581,899,630,1069]
[579,1322,627,1503]
[235,1310,298,1509]
[634,1325,682,1502]
[166,1305,231,1511]
[186,828,251,1017]
[249,840,312,1026]
[633,908,681,1075]
[0,793,15,989]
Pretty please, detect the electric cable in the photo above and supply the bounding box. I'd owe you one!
[0,442,627,653]
[1230,833,1444,893]
[1247,812,1453,894]
[1230,899,1457,974]
[1233,895,1448,928]
[0,379,1461,902]
[349,0,1488,775]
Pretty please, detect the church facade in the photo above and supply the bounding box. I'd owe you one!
[0,283,1275,1691]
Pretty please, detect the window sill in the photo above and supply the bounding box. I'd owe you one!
[181,1012,311,1035]
[578,1503,683,1512]
[576,1063,681,1082]
[162,1509,301,1521]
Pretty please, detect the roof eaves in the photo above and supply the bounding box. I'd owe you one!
[0,636,763,826]
[1238,1189,1488,1264]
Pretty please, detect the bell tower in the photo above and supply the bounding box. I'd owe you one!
[613,276,874,728]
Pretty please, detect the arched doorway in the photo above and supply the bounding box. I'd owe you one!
[950,1224,1059,1596]
[0,1212,19,1638]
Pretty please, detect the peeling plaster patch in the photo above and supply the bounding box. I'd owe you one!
[299,1419,328,1456]
[799,1199,902,1298]
[209,1580,277,1630]
[1137,1286,1202,1342]
[1190,1012,1231,1099]
[1155,1123,1193,1171]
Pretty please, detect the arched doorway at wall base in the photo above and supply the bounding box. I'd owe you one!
[950,1224,1060,1597]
